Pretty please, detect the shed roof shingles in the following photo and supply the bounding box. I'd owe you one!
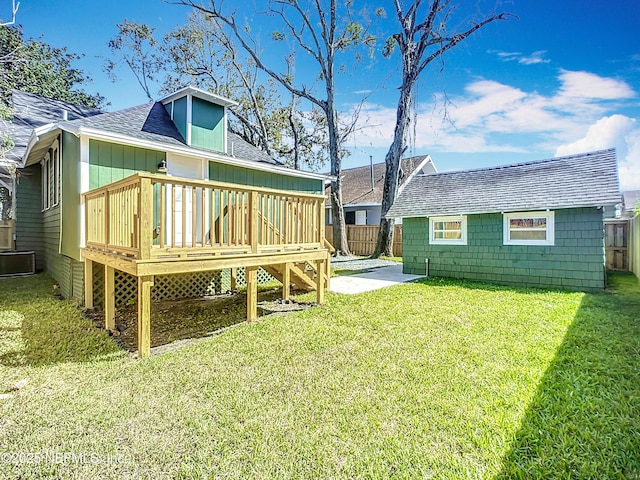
[387,149,621,218]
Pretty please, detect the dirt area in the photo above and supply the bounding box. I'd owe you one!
[85,288,313,353]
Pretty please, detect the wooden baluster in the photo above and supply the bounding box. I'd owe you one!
[159,181,165,248]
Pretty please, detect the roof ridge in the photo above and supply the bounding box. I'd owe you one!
[429,148,616,178]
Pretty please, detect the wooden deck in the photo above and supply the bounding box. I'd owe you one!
[82,173,332,357]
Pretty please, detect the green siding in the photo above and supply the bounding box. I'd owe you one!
[403,208,606,291]
[89,139,164,189]
[191,97,224,152]
[15,165,44,269]
[209,161,323,194]
[173,96,188,142]
[61,131,81,260]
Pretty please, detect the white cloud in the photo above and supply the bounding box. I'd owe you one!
[556,70,635,101]
[490,50,550,65]
[351,70,638,166]
[555,115,640,190]
[518,50,550,65]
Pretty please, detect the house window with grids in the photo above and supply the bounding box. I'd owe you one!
[41,140,60,211]
[503,211,555,246]
[429,215,467,245]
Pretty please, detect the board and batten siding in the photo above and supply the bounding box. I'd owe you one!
[403,207,606,291]
[14,164,44,269]
[89,139,163,189]
[191,97,224,152]
[209,162,323,194]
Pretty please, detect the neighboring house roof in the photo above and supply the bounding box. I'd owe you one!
[387,149,622,218]
[622,190,640,216]
[6,89,103,163]
[324,155,436,206]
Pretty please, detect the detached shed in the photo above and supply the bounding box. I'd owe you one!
[387,149,622,291]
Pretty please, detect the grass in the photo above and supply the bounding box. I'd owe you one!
[0,272,639,479]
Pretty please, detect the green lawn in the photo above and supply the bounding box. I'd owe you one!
[1,272,639,479]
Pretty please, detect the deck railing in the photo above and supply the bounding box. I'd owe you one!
[84,172,327,260]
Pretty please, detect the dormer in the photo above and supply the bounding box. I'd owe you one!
[160,86,238,154]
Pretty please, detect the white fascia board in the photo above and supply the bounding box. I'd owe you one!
[398,155,436,196]
[343,202,381,208]
[20,123,60,167]
[60,123,331,182]
[159,86,239,108]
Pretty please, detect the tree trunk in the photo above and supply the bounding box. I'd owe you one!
[326,105,350,256]
[372,75,414,258]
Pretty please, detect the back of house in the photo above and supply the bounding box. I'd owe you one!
[7,87,326,300]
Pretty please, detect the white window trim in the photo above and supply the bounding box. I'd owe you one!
[41,139,60,212]
[355,209,367,225]
[503,211,555,246]
[429,215,467,245]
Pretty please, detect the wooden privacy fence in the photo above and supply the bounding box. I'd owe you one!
[84,172,326,260]
[604,220,628,271]
[630,216,640,277]
[0,220,14,251]
[326,224,403,256]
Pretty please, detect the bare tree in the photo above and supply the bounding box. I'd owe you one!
[0,0,19,26]
[171,0,376,255]
[372,1,514,257]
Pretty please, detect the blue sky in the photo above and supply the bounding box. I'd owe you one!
[10,0,640,189]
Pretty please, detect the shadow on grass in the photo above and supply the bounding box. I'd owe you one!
[497,272,640,478]
[0,274,122,367]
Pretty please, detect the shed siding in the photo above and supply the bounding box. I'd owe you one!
[403,207,605,290]
[209,162,322,194]
[15,165,44,269]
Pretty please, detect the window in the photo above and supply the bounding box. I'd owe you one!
[355,210,367,225]
[41,140,60,211]
[503,211,554,246]
[429,215,467,245]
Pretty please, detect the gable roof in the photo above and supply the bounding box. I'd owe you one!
[6,90,103,162]
[324,155,436,206]
[387,149,621,218]
[66,101,280,166]
[9,89,329,182]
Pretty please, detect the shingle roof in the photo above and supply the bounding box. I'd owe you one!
[622,190,640,215]
[6,90,103,162]
[387,149,622,218]
[68,100,281,166]
[324,155,433,206]
[4,90,281,167]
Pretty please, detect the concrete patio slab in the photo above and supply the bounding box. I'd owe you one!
[329,264,425,294]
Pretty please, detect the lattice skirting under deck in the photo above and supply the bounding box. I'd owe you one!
[91,264,275,308]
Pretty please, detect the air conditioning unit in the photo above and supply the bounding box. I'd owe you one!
[0,251,36,277]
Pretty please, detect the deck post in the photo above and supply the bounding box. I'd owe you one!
[137,275,154,358]
[316,259,325,305]
[283,263,291,301]
[84,258,93,309]
[104,265,115,331]
[246,266,258,321]
[324,253,331,290]
[139,176,153,260]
